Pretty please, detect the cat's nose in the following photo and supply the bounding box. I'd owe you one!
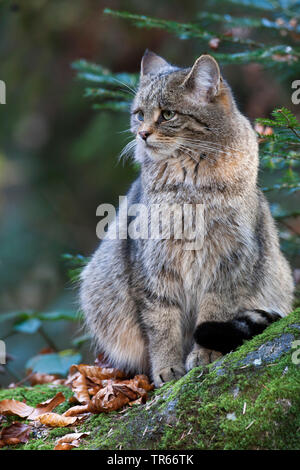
[139,130,152,141]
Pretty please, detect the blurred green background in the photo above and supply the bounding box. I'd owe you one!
[0,0,299,386]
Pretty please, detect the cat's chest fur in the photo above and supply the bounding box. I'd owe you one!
[140,189,253,312]
[137,153,258,312]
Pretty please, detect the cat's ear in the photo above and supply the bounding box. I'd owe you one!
[183,55,221,103]
[141,49,170,77]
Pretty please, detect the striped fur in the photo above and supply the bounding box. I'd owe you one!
[80,52,294,387]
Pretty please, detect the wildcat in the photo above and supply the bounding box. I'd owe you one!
[80,51,294,387]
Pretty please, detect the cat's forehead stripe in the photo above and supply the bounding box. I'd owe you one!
[139,74,173,109]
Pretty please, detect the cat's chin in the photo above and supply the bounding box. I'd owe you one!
[145,145,173,161]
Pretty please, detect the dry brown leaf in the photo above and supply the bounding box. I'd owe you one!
[88,386,101,395]
[63,405,89,417]
[54,442,75,450]
[111,375,153,404]
[64,364,153,416]
[29,373,65,386]
[54,432,89,450]
[35,412,79,427]
[85,376,104,386]
[0,422,32,447]
[71,373,90,405]
[0,437,20,447]
[133,374,155,392]
[0,365,153,435]
[128,397,144,406]
[76,364,126,380]
[28,392,65,420]
[112,383,141,401]
[89,382,130,413]
[0,392,65,421]
[0,399,34,418]
[64,370,80,387]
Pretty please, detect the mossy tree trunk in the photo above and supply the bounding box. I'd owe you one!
[0,309,299,450]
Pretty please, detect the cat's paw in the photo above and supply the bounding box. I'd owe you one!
[153,364,186,387]
[185,347,222,372]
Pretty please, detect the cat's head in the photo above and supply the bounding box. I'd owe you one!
[130,50,242,163]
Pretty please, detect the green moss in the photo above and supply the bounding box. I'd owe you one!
[0,309,299,450]
[22,439,54,450]
[0,384,73,412]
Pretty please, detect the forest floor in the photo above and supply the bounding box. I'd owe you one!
[0,308,299,450]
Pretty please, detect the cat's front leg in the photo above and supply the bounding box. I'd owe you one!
[185,343,223,371]
[185,293,226,371]
[142,304,185,387]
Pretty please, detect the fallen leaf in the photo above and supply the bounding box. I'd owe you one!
[54,432,89,450]
[29,373,65,386]
[112,383,139,401]
[128,397,144,406]
[133,375,155,392]
[0,399,34,418]
[28,392,65,419]
[89,381,130,413]
[0,422,32,447]
[71,373,90,405]
[54,442,74,450]
[35,412,79,427]
[66,366,153,414]
[63,405,89,417]
[76,364,126,380]
[88,386,101,396]
[0,392,65,420]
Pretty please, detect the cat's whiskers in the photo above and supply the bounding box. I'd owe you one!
[177,145,200,164]
[111,77,137,96]
[117,127,132,135]
[179,141,234,158]
[180,137,246,154]
[119,138,137,163]
[177,139,231,161]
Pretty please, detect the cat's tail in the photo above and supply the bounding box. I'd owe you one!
[194,309,282,355]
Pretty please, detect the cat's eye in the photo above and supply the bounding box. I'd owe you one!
[136,111,144,122]
[161,110,176,121]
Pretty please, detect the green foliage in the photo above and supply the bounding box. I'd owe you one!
[1,308,84,377]
[256,108,300,194]
[0,254,90,383]
[72,59,138,112]
[103,6,300,71]
[72,333,91,348]
[61,253,89,282]
[0,309,81,332]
